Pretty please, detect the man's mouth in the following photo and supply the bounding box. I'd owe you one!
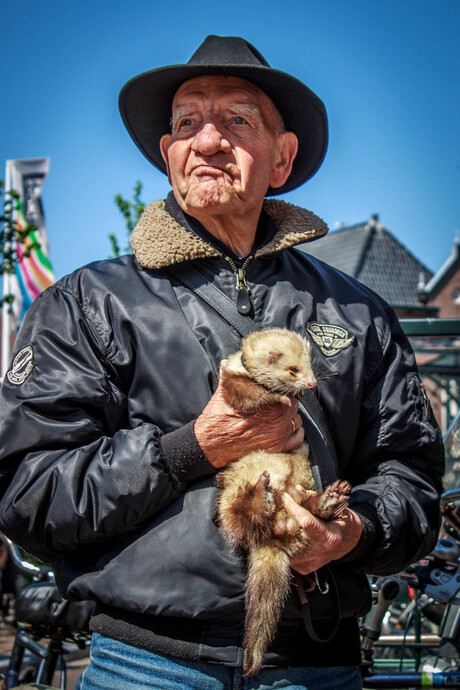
[192,165,234,180]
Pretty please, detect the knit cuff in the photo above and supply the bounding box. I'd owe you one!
[337,504,379,564]
[159,420,216,487]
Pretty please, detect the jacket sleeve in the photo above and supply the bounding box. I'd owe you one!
[0,285,213,563]
[346,310,445,576]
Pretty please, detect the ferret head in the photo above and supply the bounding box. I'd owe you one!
[241,328,317,395]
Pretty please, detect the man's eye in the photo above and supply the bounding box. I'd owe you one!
[179,119,194,128]
[233,117,247,125]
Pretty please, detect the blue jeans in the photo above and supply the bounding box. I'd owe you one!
[75,633,362,690]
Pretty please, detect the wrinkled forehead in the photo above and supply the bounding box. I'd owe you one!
[171,74,281,124]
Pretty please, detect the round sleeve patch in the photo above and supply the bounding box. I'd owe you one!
[7,346,34,385]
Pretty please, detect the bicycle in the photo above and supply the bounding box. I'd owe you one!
[0,540,93,690]
[360,488,460,688]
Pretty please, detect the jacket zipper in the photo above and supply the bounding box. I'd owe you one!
[224,255,253,315]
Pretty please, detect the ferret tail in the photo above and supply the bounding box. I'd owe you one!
[243,544,291,677]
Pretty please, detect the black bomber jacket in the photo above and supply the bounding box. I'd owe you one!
[0,194,444,668]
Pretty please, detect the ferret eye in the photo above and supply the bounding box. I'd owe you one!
[288,366,299,376]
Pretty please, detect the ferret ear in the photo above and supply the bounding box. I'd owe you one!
[268,351,283,365]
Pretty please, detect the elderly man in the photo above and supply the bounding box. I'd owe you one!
[0,36,443,690]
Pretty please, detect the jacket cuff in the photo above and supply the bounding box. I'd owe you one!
[337,505,379,564]
[159,420,216,486]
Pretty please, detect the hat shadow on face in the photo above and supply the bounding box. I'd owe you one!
[119,35,328,196]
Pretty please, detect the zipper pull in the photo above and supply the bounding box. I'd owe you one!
[225,256,253,315]
[236,270,252,314]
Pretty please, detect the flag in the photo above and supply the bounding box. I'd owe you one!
[5,158,54,327]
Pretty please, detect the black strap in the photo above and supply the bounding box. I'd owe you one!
[167,262,338,489]
[298,391,339,488]
[294,568,341,643]
[168,262,257,337]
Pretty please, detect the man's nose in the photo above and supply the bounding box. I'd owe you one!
[191,122,231,156]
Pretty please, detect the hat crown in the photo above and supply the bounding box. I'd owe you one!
[187,35,271,68]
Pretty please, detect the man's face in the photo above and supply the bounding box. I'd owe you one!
[160,75,297,222]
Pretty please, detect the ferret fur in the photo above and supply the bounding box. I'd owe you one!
[215,328,350,676]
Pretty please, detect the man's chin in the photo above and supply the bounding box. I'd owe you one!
[181,184,238,215]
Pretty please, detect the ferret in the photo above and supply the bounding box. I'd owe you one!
[215,328,350,676]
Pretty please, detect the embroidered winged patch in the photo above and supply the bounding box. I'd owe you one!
[7,346,34,385]
[307,322,355,357]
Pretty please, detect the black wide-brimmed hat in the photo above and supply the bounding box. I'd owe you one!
[119,35,328,195]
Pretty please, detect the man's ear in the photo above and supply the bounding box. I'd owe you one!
[269,132,298,190]
[159,134,172,180]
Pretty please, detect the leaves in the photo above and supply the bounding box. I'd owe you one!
[110,181,145,257]
[108,232,121,259]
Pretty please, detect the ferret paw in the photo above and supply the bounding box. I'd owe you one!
[245,470,274,513]
[307,480,351,521]
[260,470,271,491]
[220,470,276,548]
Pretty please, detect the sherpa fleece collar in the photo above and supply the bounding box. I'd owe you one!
[130,198,328,270]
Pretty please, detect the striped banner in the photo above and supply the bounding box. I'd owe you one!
[5,158,54,327]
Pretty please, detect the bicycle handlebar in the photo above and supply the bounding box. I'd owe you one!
[4,537,54,580]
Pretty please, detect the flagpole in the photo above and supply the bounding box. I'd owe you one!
[1,274,11,379]
[1,158,54,380]
[1,161,13,379]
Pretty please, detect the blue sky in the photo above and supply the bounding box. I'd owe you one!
[1,0,459,281]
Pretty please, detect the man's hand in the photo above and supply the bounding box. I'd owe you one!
[280,489,363,575]
[194,379,304,468]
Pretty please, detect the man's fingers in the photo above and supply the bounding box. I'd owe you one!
[287,412,302,436]
[273,517,298,536]
[286,517,298,533]
[284,425,305,452]
[281,492,314,528]
[281,492,297,510]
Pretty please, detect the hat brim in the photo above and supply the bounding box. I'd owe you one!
[119,63,328,196]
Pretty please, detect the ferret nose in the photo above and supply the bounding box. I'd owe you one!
[307,381,317,389]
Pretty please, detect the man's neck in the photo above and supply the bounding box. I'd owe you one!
[173,194,263,257]
[188,213,257,257]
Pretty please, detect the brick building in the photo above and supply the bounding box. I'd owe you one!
[418,239,460,318]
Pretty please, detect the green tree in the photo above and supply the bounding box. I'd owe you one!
[110,181,145,257]
[0,180,40,311]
